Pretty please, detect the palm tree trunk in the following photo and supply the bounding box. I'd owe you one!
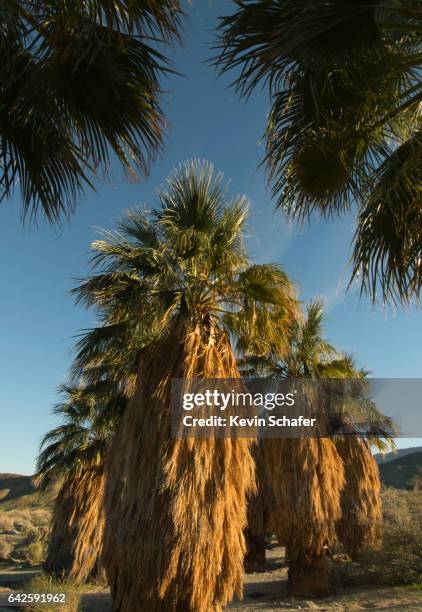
[263,437,345,598]
[104,323,256,611]
[244,442,275,572]
[45,466,105,584]
[289,553,329,598]
[244,531,266,572]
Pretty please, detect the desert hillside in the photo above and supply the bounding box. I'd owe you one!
[0,474,55,569]
[375,446,422,464]
[378,451,422,489]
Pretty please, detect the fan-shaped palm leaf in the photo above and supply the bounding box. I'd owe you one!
[215,0,422,304]
[73,160,300,368]
[0,0,184,221]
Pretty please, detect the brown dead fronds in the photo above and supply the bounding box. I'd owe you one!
[104,323,256,611]
[336,437,382,560]
[45,465,105,584]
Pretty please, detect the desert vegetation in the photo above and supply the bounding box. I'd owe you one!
[332,488,422,589]
[24,162,398,610]
[0,505,50,567]
[0,2,420,611]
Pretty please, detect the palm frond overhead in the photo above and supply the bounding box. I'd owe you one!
[215,0,422,304]
[0,0,184,221]
[351,131,422,304]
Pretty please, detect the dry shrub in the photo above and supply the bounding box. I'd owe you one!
[30,509,51,527]
[21,574,81,612]
[263,437,345,596]
[45,465,105,584]
[0,514,14,533]
[9,510,33,533]
[0,537,13,561]
[27,542,45,565]
[357,489,422,585]
[336,438,382,560]
[104,324,256,612]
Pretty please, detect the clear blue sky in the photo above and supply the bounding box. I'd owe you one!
[0,1,421,475]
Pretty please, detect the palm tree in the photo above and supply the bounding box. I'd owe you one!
[0,1,184,221]
[241,299,360,379]
[241,299,394,594]
[35,381,124,583]
[74,160,299,611]
[216,1,421,304]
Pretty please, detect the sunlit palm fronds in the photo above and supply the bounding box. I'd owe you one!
[73,160,300,368]
[240,298,396,450]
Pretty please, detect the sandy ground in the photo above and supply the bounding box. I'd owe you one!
[0,546,421,611]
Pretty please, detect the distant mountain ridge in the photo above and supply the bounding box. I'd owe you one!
[374,445,422,464]
[0,473,55,512]
[377,450,422,489]
[0,474,36,504]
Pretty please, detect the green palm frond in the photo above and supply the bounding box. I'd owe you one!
[71,319,154,390]
[351,131,422,304]
[38,1,185,38]
[215,0,420,94]
[35,381,123,491]
[216,0,422,304]
[265,61,404,218]
[0,0,185,222]
[73,160,299,376]
[224,264,298,356]
[239,298,396,448]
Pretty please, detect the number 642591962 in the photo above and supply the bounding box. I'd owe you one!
[7,592,67,604]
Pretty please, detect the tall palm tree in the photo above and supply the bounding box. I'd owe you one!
[0,1,184,221]
[35,381,125,583]
[216,1,421,304]
[241,299,394,595]
[74,160,299,611]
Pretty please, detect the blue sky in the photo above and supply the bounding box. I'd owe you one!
[0,1,421,474]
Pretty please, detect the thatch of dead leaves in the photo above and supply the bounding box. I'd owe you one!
[104,322,256,612]
[45,465,105,583]
[263,437,345,563]
[247,441,277,538]
[336,437,382,560]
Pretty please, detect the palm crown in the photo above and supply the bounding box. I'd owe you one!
[216,1,421,304]
[240,298,396,450]
[239,299,358,378]
[73,160,300,368]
